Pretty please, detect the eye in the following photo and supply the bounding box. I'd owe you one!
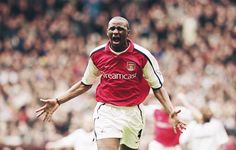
[109,27,116,31]
[117,27,125,31]
[108,26,126,31]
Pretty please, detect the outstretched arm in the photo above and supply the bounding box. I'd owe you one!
[142,53,186,132]
[153,87,186,133]
[153,87,174,114]
[36,82,92,121]
[56,82,92,105]
[36,58,100,122]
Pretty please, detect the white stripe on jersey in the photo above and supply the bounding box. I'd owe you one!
[134,44,164,89]
[89,44,106,56]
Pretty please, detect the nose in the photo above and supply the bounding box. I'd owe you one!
[113,28,119,34]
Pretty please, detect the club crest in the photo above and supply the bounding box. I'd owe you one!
[127,62,136,71]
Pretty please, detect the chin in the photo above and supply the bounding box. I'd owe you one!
[111,45,122,51]
[111,42,121,47]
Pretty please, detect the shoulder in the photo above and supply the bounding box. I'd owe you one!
[210,118,225,128]
[89,43,106,56]
[133,43,156,61]
[133,43,152,55]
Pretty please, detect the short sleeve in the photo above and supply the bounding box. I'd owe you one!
[81,58,101,85]
[215,120,229,145]
[143,56,164,89]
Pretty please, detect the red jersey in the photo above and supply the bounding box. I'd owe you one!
[154,109,181,147]
[82,39,164,106]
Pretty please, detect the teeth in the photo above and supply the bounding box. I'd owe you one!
[112,38,120,42]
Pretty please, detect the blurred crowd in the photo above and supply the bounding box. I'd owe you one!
[0,0,235,149]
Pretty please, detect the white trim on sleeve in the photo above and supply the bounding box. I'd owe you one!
[133,44,164,89]
[143,60,164,89]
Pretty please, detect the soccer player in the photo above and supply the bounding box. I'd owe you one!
[45,113,97,150]
[178,95,229,150]
[145,96,192,150]
[148,106,182,150]
[36,16,186,150]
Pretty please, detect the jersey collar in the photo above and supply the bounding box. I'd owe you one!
[105,39,134,53]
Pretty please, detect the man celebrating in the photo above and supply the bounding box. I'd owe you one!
[36,16,185,150]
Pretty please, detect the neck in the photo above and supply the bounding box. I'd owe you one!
[110,41,129,52]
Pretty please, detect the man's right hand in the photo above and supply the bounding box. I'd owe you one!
[36,98,60,122]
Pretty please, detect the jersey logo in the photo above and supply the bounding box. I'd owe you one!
[127,62,136,71]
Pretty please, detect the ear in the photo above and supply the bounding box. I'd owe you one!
[106,29,109,37]
[127,29,131,36]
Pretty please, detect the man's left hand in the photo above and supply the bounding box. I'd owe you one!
[169,110,186,133]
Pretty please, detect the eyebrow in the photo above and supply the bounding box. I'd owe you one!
[108,26,127,29]
[108,24,129,30]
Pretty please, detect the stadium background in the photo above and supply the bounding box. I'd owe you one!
[0,0,235,149]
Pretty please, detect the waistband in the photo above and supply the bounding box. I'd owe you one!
[96,102,143,110]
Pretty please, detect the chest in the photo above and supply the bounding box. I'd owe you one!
[93,52,146,74]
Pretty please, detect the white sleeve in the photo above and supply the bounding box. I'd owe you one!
[81,58,101,85]
[143,56,164,89]
[179,121,196,145]
[215,120,229,146]
[46,129,82,149]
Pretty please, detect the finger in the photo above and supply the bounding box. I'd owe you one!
[177,124,183,133]
[43,113,49,122]
[36,110,45,118]
[170,110,181,118]
[40,99,50,103]
[181,122,186,128]
[178,125,185,131]
[180,124,186,130]
[47,116,52,122]
[179,121,186,127]
[40,98,47,101]
[46,113,50,122]
[173,126,177,133]
[47,115,52,122]
[44,113,52,122]
[178,123,186,132]
[175,110,181,114]
[35,105,47,113]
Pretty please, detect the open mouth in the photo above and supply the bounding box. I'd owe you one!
[112,36,121,44]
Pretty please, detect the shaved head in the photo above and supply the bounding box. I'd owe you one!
[106,16,130,52]
[108,16,130,30]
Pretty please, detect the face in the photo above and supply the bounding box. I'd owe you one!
[107,17,130,51]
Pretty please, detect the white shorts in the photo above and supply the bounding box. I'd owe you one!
[93,102,145,149]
